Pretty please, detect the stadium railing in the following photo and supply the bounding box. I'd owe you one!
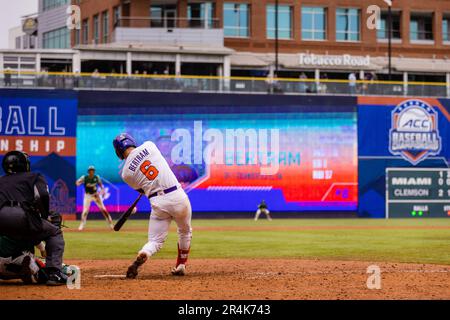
[0,71,449,98]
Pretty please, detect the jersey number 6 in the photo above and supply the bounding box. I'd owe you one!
[140,160,159,181]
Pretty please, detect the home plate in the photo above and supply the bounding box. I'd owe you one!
[94,274,127,279]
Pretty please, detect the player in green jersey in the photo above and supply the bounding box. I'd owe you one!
[76,166,114,231]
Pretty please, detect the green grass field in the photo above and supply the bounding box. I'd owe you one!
[63,218,450,265]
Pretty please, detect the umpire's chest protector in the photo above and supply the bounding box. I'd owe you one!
[0,172,42,203]
[0,173,46,233]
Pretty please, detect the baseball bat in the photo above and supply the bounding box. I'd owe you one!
[114,193,143,232]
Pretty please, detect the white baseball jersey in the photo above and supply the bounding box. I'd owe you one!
[121,141,180,197]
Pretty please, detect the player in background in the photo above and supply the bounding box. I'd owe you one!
[76,166,114,231]
[113,133,192,278]
[254,200,272,221]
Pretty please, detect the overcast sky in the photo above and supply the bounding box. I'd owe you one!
[0,0,38,48]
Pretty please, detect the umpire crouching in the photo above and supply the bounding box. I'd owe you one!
[0,151,67,286]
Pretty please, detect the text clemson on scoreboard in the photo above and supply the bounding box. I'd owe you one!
[0,105,76,156]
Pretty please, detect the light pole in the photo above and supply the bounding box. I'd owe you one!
[384,0,393,80]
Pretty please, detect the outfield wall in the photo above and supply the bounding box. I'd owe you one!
[0,89,449,218]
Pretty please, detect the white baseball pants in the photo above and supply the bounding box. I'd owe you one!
[140,188,192,257]
[79,193,112,230]
[82,193,106,213]
[254,209,272,221]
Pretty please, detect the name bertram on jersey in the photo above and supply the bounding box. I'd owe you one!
[128,148,150,172]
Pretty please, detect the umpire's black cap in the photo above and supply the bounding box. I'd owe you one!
[2,151,31,174]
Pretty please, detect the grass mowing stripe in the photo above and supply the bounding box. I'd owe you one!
[62,219,450,264]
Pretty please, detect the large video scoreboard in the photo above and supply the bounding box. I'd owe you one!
[386,168,450,218]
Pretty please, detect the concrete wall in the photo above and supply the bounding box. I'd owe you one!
[113,27,224,47]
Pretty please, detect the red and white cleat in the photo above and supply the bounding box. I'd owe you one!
[171,264,186,276]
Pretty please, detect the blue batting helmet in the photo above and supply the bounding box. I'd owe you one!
[113,133,137,159]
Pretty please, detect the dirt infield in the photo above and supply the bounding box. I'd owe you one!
[1,259,449,300]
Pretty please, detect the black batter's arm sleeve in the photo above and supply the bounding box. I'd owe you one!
[34,174,50,219]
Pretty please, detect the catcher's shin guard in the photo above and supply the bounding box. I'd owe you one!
[176,243,190,267]
[4,255,33,284]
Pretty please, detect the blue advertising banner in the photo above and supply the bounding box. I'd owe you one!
[358,97,450,218]
[0,89,78,216]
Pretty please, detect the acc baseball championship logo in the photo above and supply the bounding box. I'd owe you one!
[389,99,442,165]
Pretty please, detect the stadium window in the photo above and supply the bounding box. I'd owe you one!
[22,35,29,49]
[15,36,21,49]
[74,28,80,46]
[224,3,250,38]
[301,6,326,40]
[82,19,89,44]
[102,11,109,43]
[410,12,434,41]
[113,6,121,27]
[443,15,450,42]
[29,36,36,49]
[377,10,401,40]
[42,27,70,49]
[93,14,100,44]
[266,5,293,40]
[42,0,69,12]
[336,8,360,41]
[188,2,215,28]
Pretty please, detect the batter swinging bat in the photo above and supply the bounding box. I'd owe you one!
[114,193,143,231]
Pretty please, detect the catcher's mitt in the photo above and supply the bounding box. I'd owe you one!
[48,211,67,229]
